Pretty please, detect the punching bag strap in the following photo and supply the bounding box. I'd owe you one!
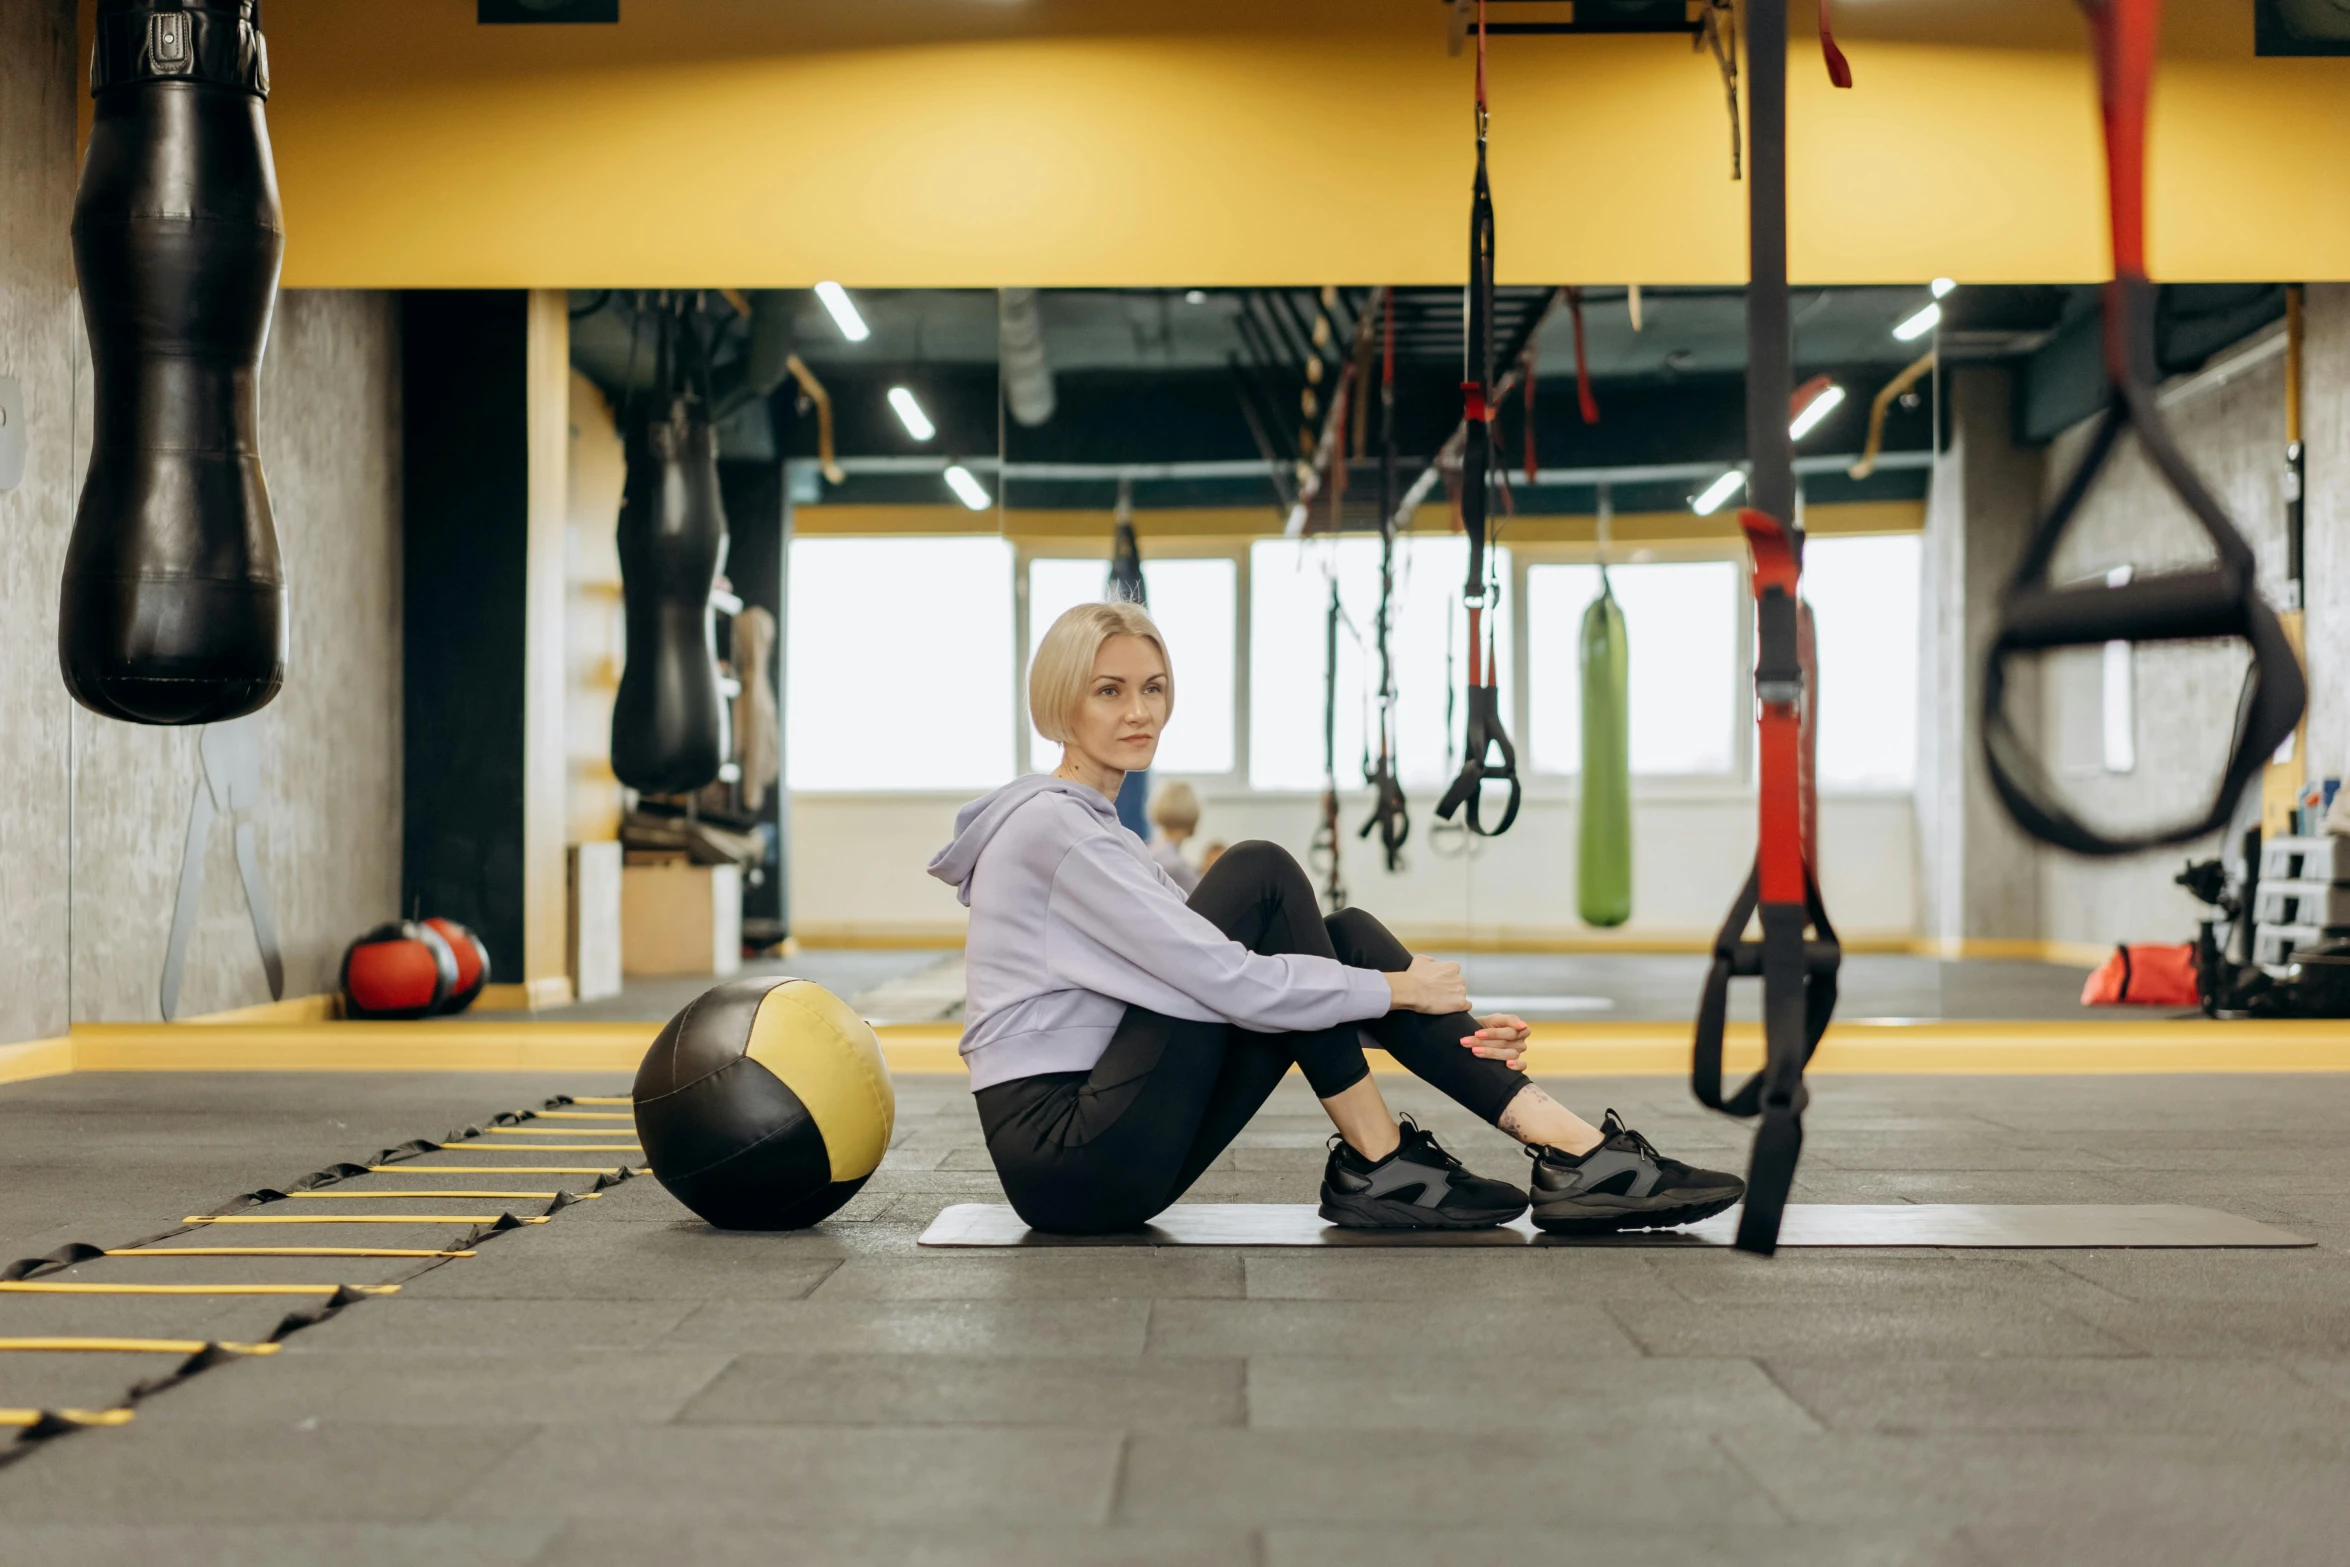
[93,4,270,98]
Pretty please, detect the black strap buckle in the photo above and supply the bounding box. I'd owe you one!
[1357,757,1410,870]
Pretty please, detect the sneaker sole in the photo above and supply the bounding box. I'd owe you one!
[1318,1190,1527,1231]
[1529,1191,1742,1236]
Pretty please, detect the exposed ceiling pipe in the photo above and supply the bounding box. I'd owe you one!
[998,286,1057,427]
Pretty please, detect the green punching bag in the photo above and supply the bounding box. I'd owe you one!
[1578,571,1633,927]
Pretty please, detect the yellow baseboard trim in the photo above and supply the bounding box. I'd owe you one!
[478,979,576,1013]
[18,1016,2346,1082]
[0,1037,75,1087]
[184,993,342,1024]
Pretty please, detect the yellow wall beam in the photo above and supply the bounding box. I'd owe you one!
[88,2,2350,288]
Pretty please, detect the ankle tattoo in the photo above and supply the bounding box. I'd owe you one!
[1498,1083,1559,1142]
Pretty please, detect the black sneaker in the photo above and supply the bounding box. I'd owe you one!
[1527,1111,1745,1235]
[1318,1116,1529,1230]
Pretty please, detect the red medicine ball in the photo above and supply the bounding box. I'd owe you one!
[341,921,457,1020]
[422,917,492,1013]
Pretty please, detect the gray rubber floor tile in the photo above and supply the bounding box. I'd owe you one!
[0,1523,557,1567]
[21,1253,445,1289]
[1147,1297,1643,1358]
[1649,1253,2128,1309]
[390,1224,841,1301]
[1241,1247,1676,1302]
[812,1251,1243,1301]
[1723,1430,2350,1529]
[660,1298,1152,1355]
[525,1521,1250,1566]
[286,1295,695,1353]
[2048,1246,2350,1302]
[1783,1169,2152,1202]
[0,1293,285,1341]
[459,1424,1120,1523]
[679,1351,1244,1426]
[0,1419,536,1523]
[1611,1299,2136,1358]
[1247,1354,1819,1433]
[139,1348,733,1425]
[2063,1296,2350,1357]
[1961,1511,2339,1567]
[1118,1429,1779,1526]
[0,1349,195,1410]
[1766,1354,2350,1432]
[1803,1139,2125,1172]
[1263,1522,1985,1567]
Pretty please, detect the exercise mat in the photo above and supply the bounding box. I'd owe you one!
[918,1203,2310,1249]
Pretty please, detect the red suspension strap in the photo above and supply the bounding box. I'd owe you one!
[1688,0,1841,1258]
[1979,0,2302,856]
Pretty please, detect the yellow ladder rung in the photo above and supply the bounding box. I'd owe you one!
[184,1215,550,1225]
[0,1407,134,1428]
[0,1338,279,1355]
[276,1191,596,1201]
[104,1247,475,1258]
[369,1166,641,1175]
[436,1144,642,1153]
[0,1282,399,1297]
[525,1111,633,1120]
[568,1096,632,1104]
[472,1127,639,1136]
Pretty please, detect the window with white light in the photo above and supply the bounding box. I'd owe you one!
[1026,557,1236,774]
[1527,560,1740,776]
[786,537,1014,790]
[1249,536,1510,792]
[1802,534,1921,790]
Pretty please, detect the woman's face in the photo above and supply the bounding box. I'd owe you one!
[1064,633,1167,778]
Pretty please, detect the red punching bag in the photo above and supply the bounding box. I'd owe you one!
[63,1,287,725]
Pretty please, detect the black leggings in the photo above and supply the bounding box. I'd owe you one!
[975,839,1531,1234]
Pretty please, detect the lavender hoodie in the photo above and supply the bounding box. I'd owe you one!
[927,775,1394,1091]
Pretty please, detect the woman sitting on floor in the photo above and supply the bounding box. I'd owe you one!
[928,600,1742,1235]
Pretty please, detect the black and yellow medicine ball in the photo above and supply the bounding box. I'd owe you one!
[632,976,895,1230]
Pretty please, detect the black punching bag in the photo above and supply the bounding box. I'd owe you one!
[63,2,287,725]
[612,308,729,795]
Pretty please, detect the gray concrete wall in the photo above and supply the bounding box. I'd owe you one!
[2302,286,2350,781]
[0,0,403,1036]
[1915,367,2048,943]
[2033,341,2292,948]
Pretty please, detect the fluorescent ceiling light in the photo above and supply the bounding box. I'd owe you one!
[943,463,991,511]
[1930,277,1957,298]
[887,387,935,441]
[1692,470,1746,516]
[814,281,869,343]
[1893,302,1941,342]
[1788,383,1846,441]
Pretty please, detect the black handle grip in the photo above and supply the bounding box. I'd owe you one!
[1995,570,2249,654]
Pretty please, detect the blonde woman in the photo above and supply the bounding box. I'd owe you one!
[1146,779,1204,895]
[929,601,1742,1235]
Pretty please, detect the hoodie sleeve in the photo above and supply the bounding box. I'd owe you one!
[1043,835,1394,1033]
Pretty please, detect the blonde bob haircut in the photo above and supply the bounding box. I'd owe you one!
[1029,600,1174,747]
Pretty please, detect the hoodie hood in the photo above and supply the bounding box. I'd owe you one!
[927,774,1121,906]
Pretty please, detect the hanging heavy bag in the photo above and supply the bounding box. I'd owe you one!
[63,1,286,725]
[1577,574,1632,928]
[611,392,729,795]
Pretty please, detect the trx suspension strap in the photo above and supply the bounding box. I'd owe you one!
[1311,574,1348,910]
[1434,0,1523,841]
[1689,0,1843,1258]
[1359,289,1410,871]
[1980,0,2304,857]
